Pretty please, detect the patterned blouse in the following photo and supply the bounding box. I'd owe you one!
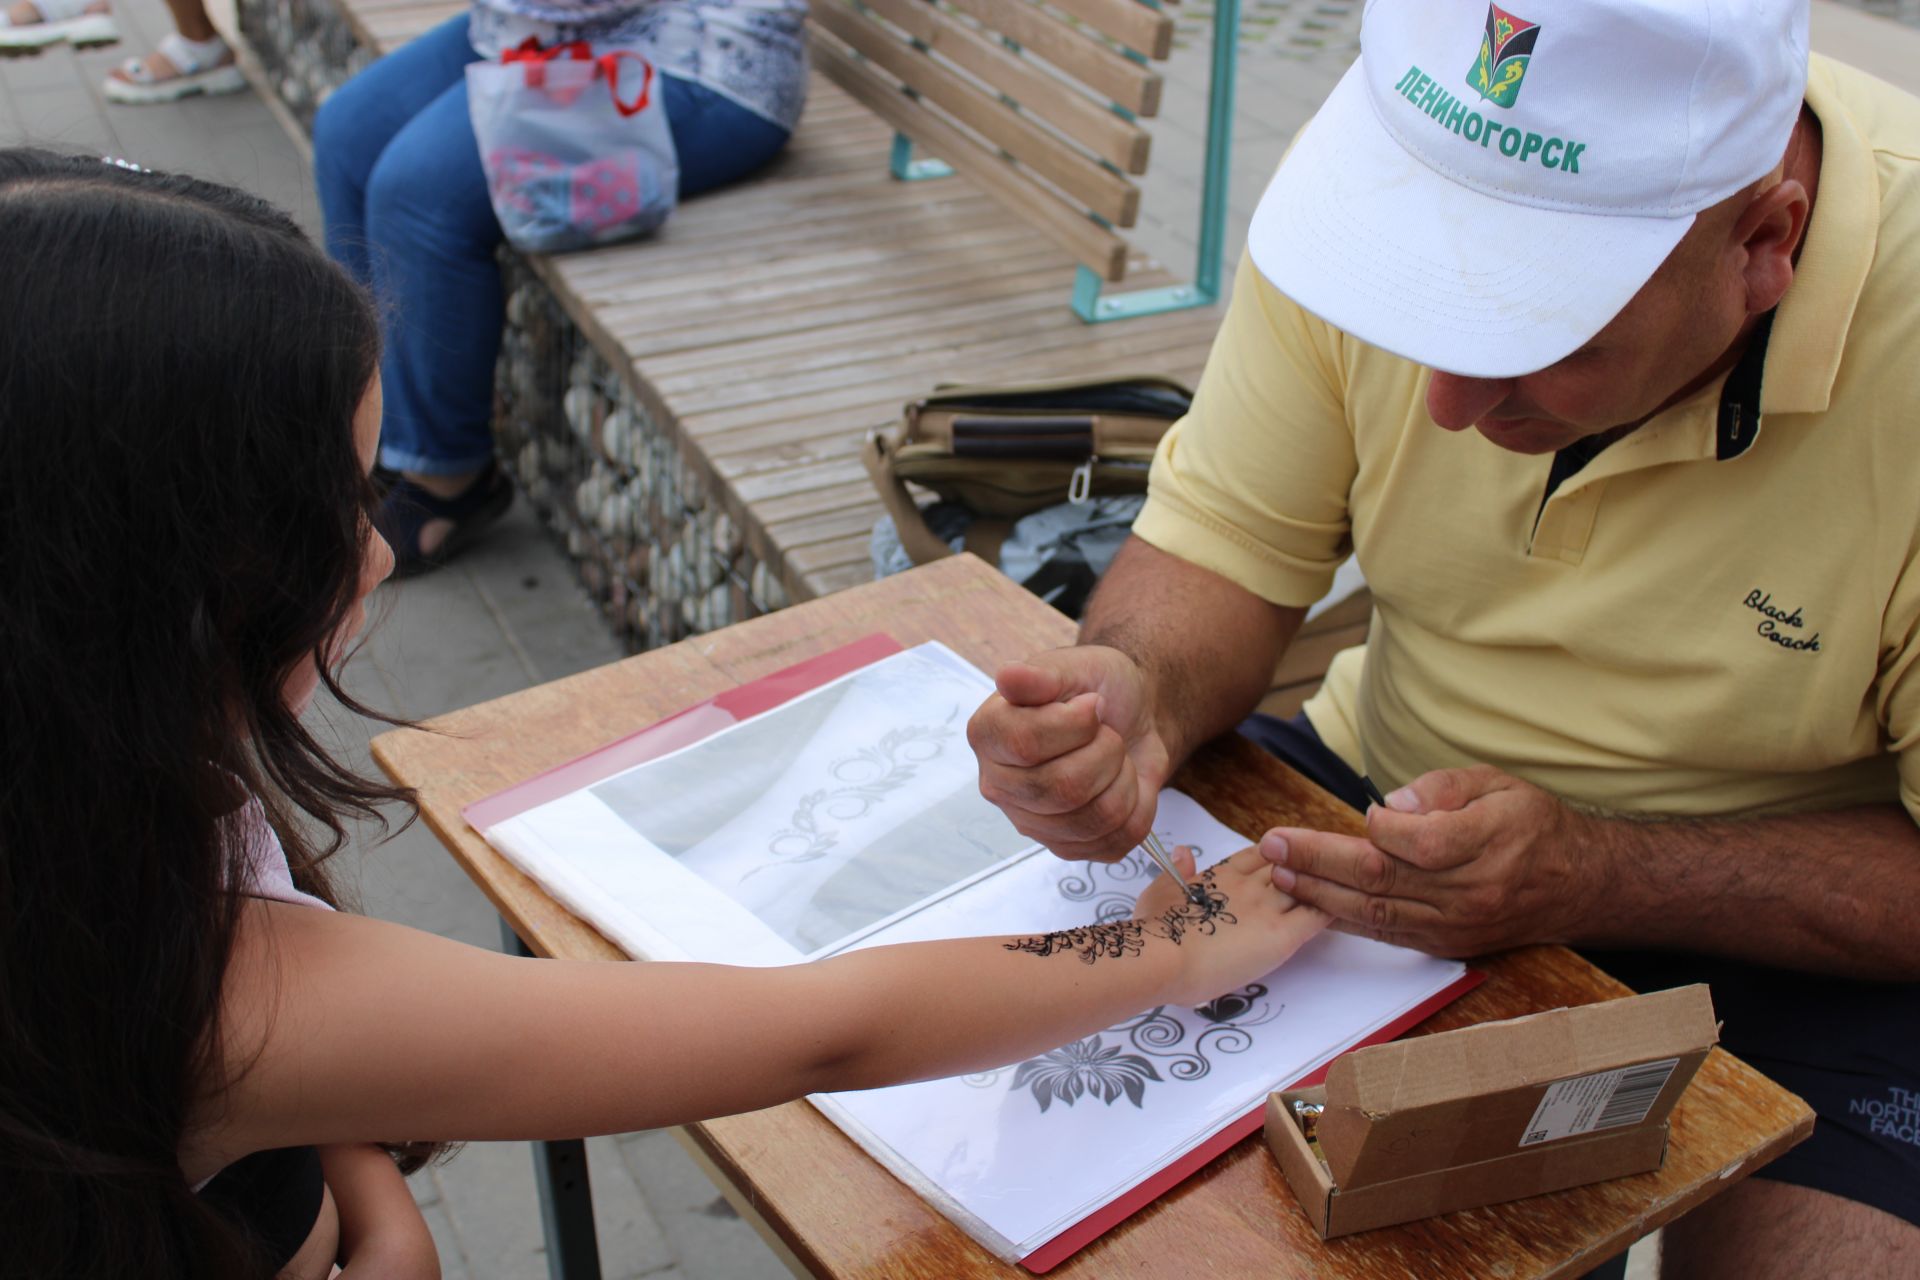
[468,0,810,132]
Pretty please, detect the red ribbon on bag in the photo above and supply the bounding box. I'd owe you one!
[597,50,654,118]
[503,37,591,92]
[500,39,654,118]
[503,36,591,64]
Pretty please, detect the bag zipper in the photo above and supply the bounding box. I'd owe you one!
[1069,459,1094,505]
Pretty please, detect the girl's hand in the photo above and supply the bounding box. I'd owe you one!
[1132,845,1328,1007]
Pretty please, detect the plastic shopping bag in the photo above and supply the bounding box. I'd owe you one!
[467,40,680,253]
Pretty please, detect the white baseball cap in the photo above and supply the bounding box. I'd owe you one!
[1247,0,1810,378]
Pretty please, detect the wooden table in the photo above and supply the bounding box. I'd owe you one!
[373,555,1814,1280]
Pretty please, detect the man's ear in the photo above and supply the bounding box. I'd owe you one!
[1733,178,1810,316]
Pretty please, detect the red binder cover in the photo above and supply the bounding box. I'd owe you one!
[464,633,1482,1271]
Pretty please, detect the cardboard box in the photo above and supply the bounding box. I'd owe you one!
[1266,985,1717,1239]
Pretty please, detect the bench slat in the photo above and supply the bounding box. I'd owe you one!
[939,0,1162,116]
[813,1,1139,226]
[616,244,1069,356]
[661,294,1196,412]
[787,532,882,576]
[583,219,1045,310]
[694,335,1219,460]
[850,0,1152,172]
[350,1,456,50]
[1044,0,1173,59]
[644,285,1070,377]
[749,479,888,528]
[812,39,1131,279]
[766,503,904,550]
[688,326,1219,450]
[564,189,1008,285]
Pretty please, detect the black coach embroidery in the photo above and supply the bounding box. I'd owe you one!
[1744,589,1820,653]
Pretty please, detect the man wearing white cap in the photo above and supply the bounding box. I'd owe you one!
[969,0,1920,1271]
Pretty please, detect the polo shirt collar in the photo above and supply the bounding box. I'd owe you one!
[1715,309,1774,460]
[1764,54,1881,418]
[1561,53,1880,485]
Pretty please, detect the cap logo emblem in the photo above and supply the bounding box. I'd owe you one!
[1469,4,1540,109]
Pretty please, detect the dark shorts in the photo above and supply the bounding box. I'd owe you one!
[1239,710,1920,1230]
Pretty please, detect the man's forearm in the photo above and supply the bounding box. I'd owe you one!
[1079,537,1304,768]
[1575,801,1920,979]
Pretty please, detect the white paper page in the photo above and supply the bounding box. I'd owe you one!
[815,790,1464,1258]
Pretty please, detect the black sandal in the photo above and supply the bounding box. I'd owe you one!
[375,462,513,578]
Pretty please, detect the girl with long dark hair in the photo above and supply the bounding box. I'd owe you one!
[0,149,1326,1279]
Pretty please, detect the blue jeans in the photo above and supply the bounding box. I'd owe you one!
[313,14,793,476]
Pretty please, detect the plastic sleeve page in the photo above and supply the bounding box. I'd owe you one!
[479,644,1040,964]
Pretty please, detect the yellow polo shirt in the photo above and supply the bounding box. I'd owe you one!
[1135,54,1920,821]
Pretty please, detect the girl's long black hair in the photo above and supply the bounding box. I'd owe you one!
[0,148,422,1277]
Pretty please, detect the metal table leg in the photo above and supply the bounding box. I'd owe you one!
[501,918,605,1280]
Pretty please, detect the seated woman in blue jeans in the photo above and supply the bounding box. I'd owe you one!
[314,0,805,574]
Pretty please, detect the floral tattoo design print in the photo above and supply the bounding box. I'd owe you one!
[968,983,1285,1113]
[1011,1038,1162,1112]
[1002,867,1235,964]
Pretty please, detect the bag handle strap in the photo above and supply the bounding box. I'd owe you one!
[598,51,655,118]
[502,38,591,91]
[861,431,956,566]
[502,37,591,62]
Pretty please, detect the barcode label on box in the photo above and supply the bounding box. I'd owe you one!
[1519,1058,1680,1147]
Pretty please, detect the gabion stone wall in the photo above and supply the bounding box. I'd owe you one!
[238,0,791,652]
[238,0,369,127]
[495,259,789,651]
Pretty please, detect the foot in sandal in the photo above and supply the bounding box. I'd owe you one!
[0,0,117,52]
[103,31,244,104]
[374,463,514,578]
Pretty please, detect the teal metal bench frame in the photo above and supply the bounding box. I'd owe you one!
[887,0,1242,324]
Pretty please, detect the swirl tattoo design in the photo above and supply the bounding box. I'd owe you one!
[1056,854,1155,925]
[975,982,1283,1110]
[750,710,959,879]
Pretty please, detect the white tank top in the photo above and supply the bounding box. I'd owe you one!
[234,797,332,912]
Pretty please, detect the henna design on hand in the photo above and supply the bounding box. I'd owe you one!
[1004,868,1236,963]
[1150,867,1235,944]
[1003,919,1149,963]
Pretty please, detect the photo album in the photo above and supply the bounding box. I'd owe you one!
[469,637,1474,1270]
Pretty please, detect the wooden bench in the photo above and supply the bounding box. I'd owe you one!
[807,0,1176,295]
[227,0,1240,640]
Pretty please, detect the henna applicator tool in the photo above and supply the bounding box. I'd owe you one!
[1140,830,1213,910]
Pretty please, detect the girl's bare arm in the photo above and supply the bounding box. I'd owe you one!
[194,848,1322,1163]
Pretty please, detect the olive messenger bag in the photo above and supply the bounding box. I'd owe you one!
[861,373,1194,568]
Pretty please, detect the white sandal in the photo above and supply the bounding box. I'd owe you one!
[0,0,117,51]
[103,30,245,104]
